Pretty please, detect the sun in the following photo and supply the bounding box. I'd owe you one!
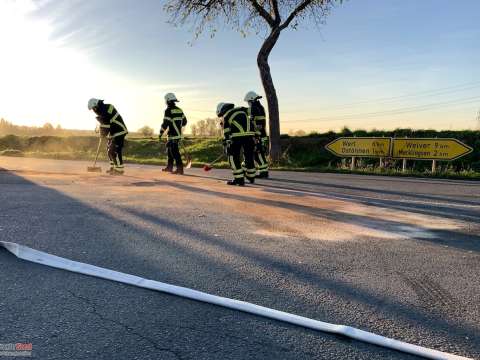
[0,1,93,127]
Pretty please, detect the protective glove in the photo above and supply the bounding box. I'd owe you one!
[223,139,232,155]
[261,137,269,147]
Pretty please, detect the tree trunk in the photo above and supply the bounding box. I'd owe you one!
[257,28,282,162]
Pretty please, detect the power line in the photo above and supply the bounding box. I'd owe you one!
[176,80,480,121]
[315,81,480,111]
[283,96,480,123]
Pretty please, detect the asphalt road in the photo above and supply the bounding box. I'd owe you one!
[0,156,479,359]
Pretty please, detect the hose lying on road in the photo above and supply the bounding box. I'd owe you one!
[0,241,471,360]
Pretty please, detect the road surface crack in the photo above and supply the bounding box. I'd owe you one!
[66,290,183,360]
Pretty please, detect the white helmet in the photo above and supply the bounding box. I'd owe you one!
[244,91,262,102]
[164,93,178,103]
[88,98,100,110]
[216,102,226,117]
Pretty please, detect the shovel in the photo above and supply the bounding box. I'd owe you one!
[181,143,192,169]
[203,153,225,172]
[87,137,103,172]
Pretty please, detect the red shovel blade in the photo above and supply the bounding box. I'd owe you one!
[203,164,212,172]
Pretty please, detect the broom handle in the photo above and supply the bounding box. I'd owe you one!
[209,153,225,166]
[93,137,102,167]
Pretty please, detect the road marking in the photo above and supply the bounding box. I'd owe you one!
[253,183,480,210]
[0,241,471,360]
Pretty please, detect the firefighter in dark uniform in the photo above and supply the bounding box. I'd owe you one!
[216,102,256,186]
[159,93,187,175]
[88,98,128,175]
[244,91,269,178]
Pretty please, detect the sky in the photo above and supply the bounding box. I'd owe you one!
[0,0,479,133]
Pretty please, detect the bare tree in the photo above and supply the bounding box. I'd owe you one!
[191,118,222,137]
[138,125,155,138]
[164,0,343,161]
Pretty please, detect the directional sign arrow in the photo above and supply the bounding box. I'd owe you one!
[325,137,391,158]
[391,138,473,161]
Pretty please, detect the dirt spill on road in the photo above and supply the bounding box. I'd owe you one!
[8,167,469,242]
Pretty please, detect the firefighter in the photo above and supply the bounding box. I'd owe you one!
[159,93,187,175]
[244,91,269,179]
[216,102,256,186]
[88,98,128,175]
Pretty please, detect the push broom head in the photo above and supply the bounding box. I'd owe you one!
[87,166,102,173]
[203,164,212,172]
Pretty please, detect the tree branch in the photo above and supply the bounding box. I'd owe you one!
[279,0,318,30]
[270,0,281,25]
[247,0,276,27]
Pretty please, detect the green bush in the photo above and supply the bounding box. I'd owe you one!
[0,131,478,179]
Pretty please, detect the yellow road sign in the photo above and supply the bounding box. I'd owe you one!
[325,137,391,157]
[392,138,473,160]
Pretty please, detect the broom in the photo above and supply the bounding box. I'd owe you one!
[87,137,103,172]
[181,143,192,169]
[203,153,225,172]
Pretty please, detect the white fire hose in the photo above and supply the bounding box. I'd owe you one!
[0,241,472,360]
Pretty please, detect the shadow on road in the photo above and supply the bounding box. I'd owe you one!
[0,169,478,359]
[137,179,480,253]
[183,173,480,225]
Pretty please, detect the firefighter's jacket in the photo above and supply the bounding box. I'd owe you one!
[248,100,268,140]
[94,102,128,138]
[222,105,255,140]
[160,105,187,140]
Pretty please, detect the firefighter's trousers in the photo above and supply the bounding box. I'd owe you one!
[228,136,256,181]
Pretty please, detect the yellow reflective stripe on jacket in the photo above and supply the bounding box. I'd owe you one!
[167,118,183,140]
[171,108,183,115]
[108,105,115,114]
[111,118,128,137]
[254,116,266,121]
[112,118,126,130]
[230,119,244,133]
[100,124,110,128]
[111,112,119,123]
[223,108,235,119]
[229,111,250,133]
[111,130,128,137]
[230,132,255,138]
[171,119,180,135]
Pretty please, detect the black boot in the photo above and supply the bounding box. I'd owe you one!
[173,166,184,175]
[227,178,245,186]
[247,176,255,184]
[162,166,173,173]
[257,171,269,179]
